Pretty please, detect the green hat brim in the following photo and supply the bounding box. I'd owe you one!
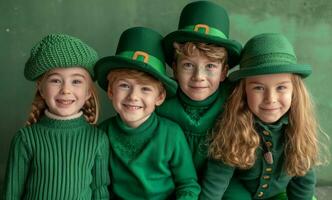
[228,63,312,81]
[95,56,177,97]
[163,30,242,68]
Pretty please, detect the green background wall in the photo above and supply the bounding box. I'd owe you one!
[1,0,331,192]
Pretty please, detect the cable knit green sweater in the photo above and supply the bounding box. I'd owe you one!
[99,112,201,200]
[3,113,110,200]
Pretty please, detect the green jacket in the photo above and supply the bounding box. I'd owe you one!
[3,115,110,200]
[200,117,316,200]
[156,82,233,179]
[99,113,200,200]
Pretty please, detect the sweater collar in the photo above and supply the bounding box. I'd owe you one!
[115,112,157,135]
[45,109,83,120]
[178,87,220,108]
[38,110,88,129]
[156,83,232,133]
[255,115,289,133]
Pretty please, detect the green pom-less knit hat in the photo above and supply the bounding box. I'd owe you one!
[24,34,98,81]
[228,33,312,81]
[163,1,242,68]
[94,27,177,97]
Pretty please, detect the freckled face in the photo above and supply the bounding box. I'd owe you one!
[173,53,227,101]
[245,73,293,123]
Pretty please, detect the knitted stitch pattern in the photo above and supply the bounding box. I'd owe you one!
[156,83,232,179]
[24,34,98,80]
[99,113,200,200]
[3,115,110,199]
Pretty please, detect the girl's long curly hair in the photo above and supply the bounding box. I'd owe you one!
[25,72,100,125]
[209,74,328,176]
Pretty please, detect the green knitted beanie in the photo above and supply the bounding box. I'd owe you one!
[24,34,98,81]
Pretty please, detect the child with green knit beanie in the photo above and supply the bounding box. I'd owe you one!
[94,26,200,200]
[3,34,110,199]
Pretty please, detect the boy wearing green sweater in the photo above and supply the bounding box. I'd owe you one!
[157,1,242,180]
[3,34,109,199]
[94,27,200,200]
[156,1,251,199]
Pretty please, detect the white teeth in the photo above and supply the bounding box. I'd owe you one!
[57,100,74,105]
[124,105,141,110]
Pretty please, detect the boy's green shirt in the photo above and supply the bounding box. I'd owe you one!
[99,112,200,200]
[156,81,233,178]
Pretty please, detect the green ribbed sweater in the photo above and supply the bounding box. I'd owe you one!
[156,82,233,179]
[200,117,316,200]
[3,115,110,200]
[99,113,201,200]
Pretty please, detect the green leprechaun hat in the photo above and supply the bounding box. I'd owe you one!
[163,0,242,68]
[94,27,177,96]
[228,33,312,81]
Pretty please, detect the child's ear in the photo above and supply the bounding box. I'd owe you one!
[155,90,166,106]
[85,89,92,101]
[107,84,113,100]
[220,64,229,82]
[172,62,177,79]
[37,80,45,98]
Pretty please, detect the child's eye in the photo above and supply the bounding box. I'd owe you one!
[141,86,153,92]
[118,83,130,89]
[183,62,194,69]
[253,86,264,91]
[206,63,217,69]
[72,79,83,84]
[49,78,61,84]
[277,85,287,91]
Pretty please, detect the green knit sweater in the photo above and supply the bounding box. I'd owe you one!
[3,114,110,200]
[156,82,233,178]
[99,112,201,200]
[200,117,316,200]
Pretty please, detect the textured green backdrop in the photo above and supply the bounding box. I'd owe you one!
[1,0,331,191]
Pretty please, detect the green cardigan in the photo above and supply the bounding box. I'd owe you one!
[3,114,110,200]
[99,113,200,200]
[156,82,233,178]
[200,117,316,200]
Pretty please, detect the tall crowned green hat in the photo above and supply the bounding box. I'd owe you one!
[228,33,312,81]
[94,27,177,96]
[163,0,242,68]
[24,34,98,81]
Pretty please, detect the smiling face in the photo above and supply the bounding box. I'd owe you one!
[107,70,166,128]
[38,67,92,117]
[245,73,293,123]
[174,53,227,101]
